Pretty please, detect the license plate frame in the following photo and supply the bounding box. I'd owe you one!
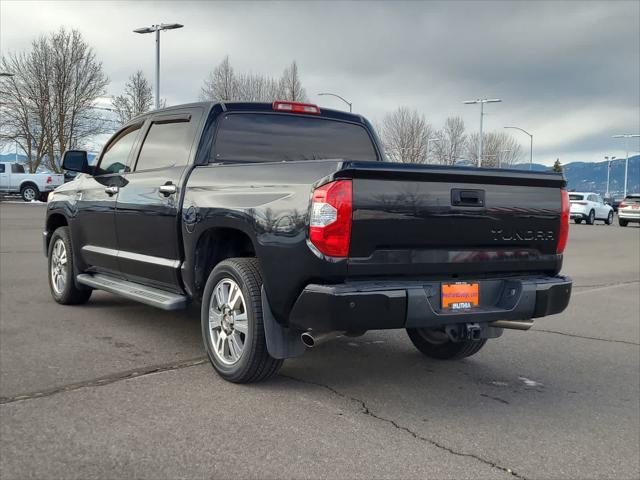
[441,282,480,310]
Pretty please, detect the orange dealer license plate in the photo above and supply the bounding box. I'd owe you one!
[441,282,479,310]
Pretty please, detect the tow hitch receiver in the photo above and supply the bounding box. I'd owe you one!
[445,323,485,342]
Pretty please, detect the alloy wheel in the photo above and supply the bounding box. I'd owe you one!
[23,187,36,201]
[208,278,249,365]
[50,238,67,295]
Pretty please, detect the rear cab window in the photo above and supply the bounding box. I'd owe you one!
[211,113,378,163]
[134,111,201,172]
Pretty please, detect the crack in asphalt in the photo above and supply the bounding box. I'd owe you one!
[573,279,639,288]
[530,328,640,346]
[0,357,208,405]
[281,374,527,479]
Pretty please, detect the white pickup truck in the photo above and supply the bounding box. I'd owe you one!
[0,162,64,202]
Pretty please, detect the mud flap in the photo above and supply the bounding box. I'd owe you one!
[261,286,306,359]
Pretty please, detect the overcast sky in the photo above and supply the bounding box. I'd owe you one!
[2,0,639,164]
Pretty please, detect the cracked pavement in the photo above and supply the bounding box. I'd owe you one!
[1,203,639,479]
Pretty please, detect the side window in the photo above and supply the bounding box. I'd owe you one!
[11,164,25,174]
[0,164,5,173]
[134,118,194,172]
[96,125,142,176]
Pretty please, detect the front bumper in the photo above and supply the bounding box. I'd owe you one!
[288,275,572,332]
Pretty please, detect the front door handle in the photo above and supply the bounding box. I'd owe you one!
[105,186,119,196]
[159,183,177,196]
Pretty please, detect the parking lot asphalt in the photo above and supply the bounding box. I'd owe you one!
[1,202,639,480]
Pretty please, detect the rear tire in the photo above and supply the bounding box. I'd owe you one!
[619,218,628,227]
[605,211,614,225]
[586,210,595,225]
[47,227,92,305]
[574,218,583,224]
[406,328,487,360]
[201,258,283,383]
[20,183,39,202]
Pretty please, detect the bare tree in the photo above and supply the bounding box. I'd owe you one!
[1,28,108,173]
[112,71,153,124]
[378,107,434,164]
[278,61,307,102]
[432,116,466,165]
[466,132,523,168]
[236,72,281,102]
[200,55,238,102]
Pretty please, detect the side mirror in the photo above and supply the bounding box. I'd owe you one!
[62,150,90,174]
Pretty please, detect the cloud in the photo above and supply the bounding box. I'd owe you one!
[1,0,639,164]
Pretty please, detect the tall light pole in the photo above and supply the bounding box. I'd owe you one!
[464,98,501,167]
[318,92,352,112]
[504,126,533,170]
[604,156,615,198]
[134,23,184,110]
[426,137,440,163]
[612,133,640,197]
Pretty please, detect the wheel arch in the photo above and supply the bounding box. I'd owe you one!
[189,226,257,300]
[20,180,39,192]
[45,213,69,254]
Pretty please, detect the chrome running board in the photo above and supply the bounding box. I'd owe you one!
[77,273,188,310]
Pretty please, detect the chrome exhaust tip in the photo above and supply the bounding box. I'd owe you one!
[301,331,342,348]
[489,320,534,331]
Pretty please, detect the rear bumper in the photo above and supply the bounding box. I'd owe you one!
[618,210,640,222]
[288,275,572,332]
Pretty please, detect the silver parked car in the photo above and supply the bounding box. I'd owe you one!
[618,194,640,227]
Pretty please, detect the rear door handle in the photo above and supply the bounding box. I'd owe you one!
[104,186,119,196]
[159,183,177,196]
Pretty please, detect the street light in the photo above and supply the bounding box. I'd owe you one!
[464,98,501,167]
[134,23,184,110]
[612,133,640,197]
[504,126,533,170]
[317,92,352,112]
[604,156,616,198]
[426,137,441,163]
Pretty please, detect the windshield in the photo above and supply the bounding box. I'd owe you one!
[623,195,640,205]
[212,113,378,163]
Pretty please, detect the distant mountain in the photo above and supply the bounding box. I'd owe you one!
[2,152,638,197]
[513,156,639,196]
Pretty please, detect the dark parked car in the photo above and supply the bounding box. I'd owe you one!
[44,101,572,383]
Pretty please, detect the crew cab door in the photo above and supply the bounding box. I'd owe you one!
[0,163,9,190]
[72,123,143,272]
[114,108,204,290]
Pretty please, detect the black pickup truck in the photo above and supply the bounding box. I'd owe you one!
[45,101,572,383]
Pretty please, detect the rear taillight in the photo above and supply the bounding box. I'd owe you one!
[557,188,569,254]
[309,180,352,257]
[46,176,52,184]
[619,202,627,208]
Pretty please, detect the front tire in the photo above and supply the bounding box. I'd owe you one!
[20,183,39,202]
[406,328,487,360]
[201,258,282,383]
[586,210,595,225]
[619,218,628,227]
[605,211,614,225]
[48,227,92,305]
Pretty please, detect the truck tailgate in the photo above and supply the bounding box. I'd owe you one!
[334,162,566,278]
